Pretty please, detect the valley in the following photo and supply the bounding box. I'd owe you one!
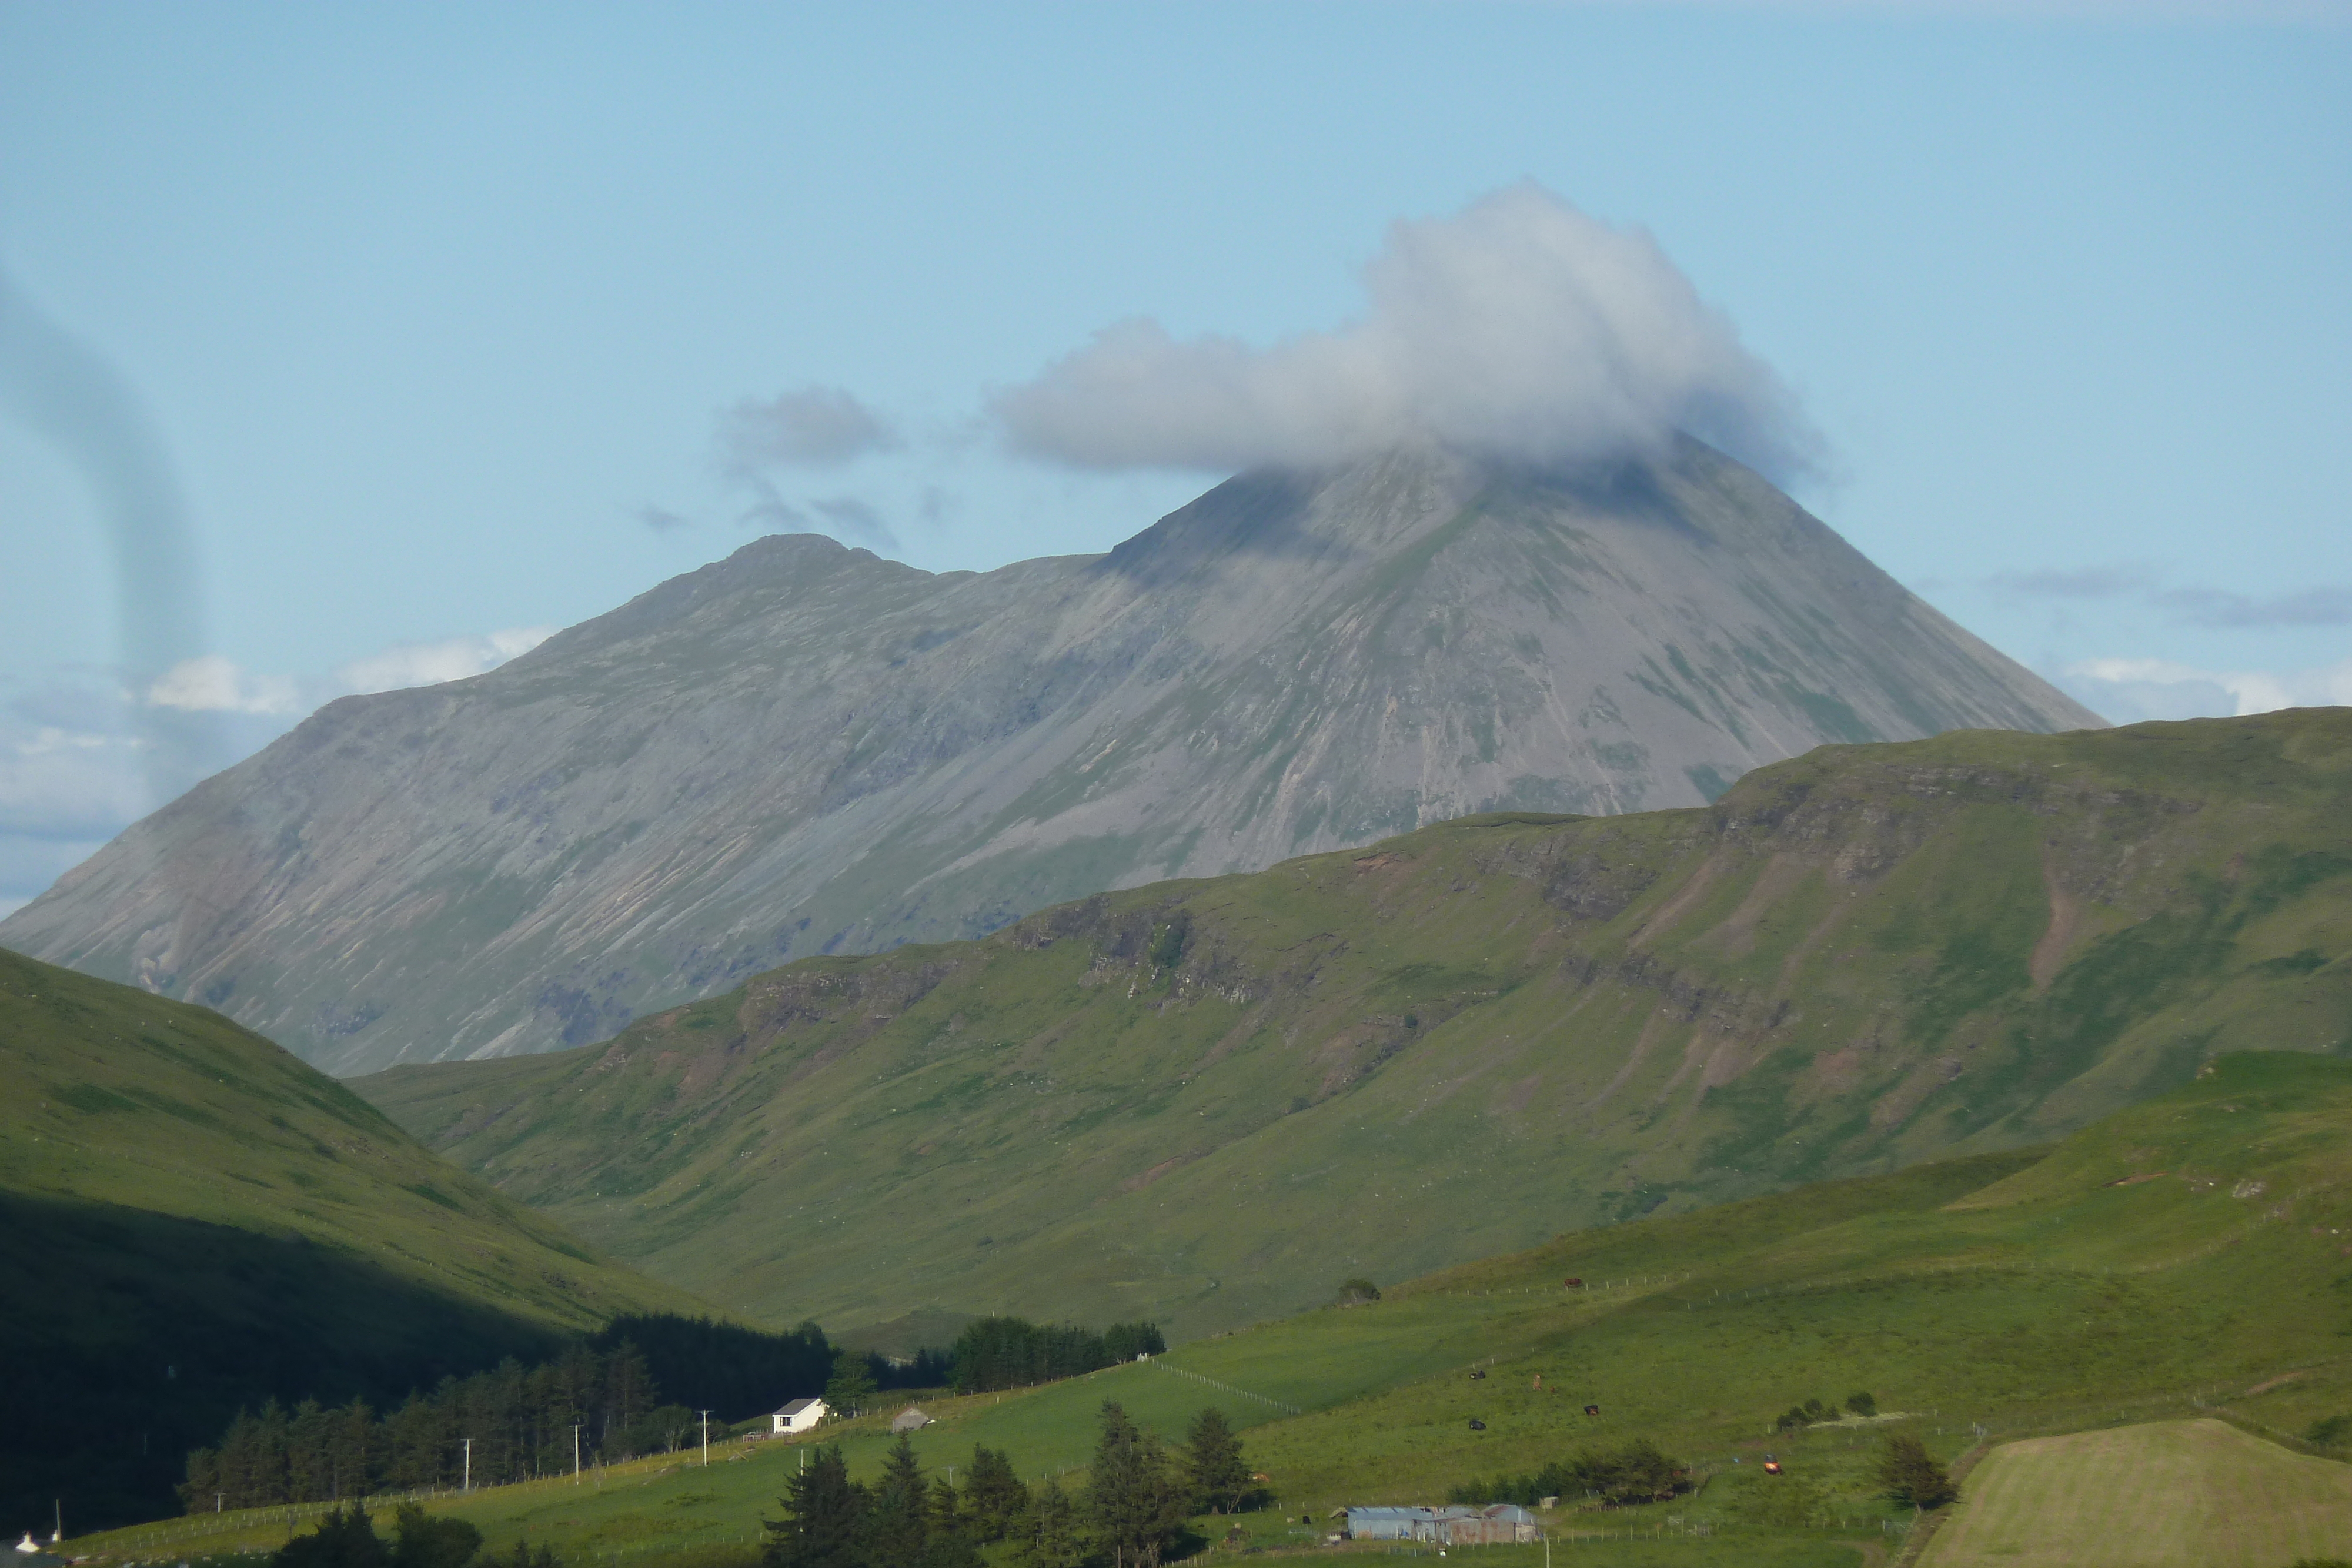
[357,710,2352,1338]
[66,1049,2352,1567]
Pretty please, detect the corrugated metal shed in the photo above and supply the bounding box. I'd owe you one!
[1344,1506,1539,1544]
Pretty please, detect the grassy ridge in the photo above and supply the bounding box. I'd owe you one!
[360,711,2352,1337]
[0,947,703,1530]
[105,1051,2352,1566]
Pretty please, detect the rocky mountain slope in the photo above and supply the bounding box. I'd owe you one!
[0,947,701,1527]
[2,438,2099,1074]
[355,710,2351,1339]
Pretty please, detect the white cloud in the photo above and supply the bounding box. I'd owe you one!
[332,627,557,696]
[2063,655,2352,724]
[146,654,301,715]
[993,182,1815,480]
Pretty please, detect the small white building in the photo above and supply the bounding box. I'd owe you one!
[771,1397,829,1435]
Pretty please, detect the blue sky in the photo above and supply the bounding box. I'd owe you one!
[1,1,2347,914]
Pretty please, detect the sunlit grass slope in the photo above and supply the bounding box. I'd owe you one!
[1920,1419,2352,1567]
[361,711,2352,1336]
[111,1051,2352,1567]
[0,947,703,1530]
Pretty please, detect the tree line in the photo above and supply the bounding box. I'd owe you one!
[948,1319,1165,1395]
[1448,1439,1688,1507]
[767,1403,1254,1568]
[179,1313,968,1513]
[182,1341,671,1510]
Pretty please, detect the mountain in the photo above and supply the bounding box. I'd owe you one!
[0,438,2099,1075]
[353,710,2352,1340]
[0,947,703,1530]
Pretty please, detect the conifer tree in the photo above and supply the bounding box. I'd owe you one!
[1014,1479,1084,1568]
[868,1433,931,1568]
[1876,1434,1957,1510]
[926,1474,964,1542]
[764,1443,868,1568]
[1085,1402,1185,1568]
[962,1447,1030,1543]
[1182,1409,1250,1514]
[824,1350,879,1417]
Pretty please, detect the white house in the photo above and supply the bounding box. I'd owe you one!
[771,1398,828,1435]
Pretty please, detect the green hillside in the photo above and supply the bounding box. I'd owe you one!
[92,1050,2352,1567]
[358,710,2352,1337]
[0,947,704,1532]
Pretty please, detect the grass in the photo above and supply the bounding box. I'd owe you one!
[1920,1419,2352,1566]
[356,710,2352,1341]
[76,1050,2352,1568]
[0,947,701,1530]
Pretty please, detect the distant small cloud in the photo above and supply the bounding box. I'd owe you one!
[808,496,898,552]
[635,503,692,533]
[145,629,554,716]
[0,629,559,913]
[332,627,556,696]
[2062,654,2352,724]
[2157,586,2352,628]
[992,182,1815,482]
[717,386,900,470]
[146,654,301,716]
[1986,564,2159,599]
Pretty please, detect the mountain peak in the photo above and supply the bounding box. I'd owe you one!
[4,452,2099,1072]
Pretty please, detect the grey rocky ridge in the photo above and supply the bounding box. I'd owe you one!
[0,437,2101,1074]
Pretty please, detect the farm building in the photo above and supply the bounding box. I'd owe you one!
[1341,1506,1539,1545]
[1342,1508,1428,1541]
[771,1398,828,1435]
[891,1407,934,1433]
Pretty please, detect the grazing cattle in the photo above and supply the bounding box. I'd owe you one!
[1563,1278,1583,1288]
[1583,1404,1601,1417]
[1468,1419,1486,1430]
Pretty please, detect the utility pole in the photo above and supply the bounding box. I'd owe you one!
[699,1411,712,1467]
[572,1425,582,1480]
[462,1439,473,1493]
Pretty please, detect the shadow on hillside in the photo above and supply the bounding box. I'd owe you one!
[0,1190,561,1534]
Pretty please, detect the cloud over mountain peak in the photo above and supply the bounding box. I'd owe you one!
[994,183,1815,482]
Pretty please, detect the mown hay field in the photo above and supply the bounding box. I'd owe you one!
[1922,1419,2352,1567]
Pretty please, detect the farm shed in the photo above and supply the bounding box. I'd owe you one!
[771,1398,828,1435]
[1428,1506,1539,1545]
[1342,1506,1539,1545]
[1343,1508,1433,1541]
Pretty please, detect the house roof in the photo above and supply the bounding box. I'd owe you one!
[777,1398,824,1415]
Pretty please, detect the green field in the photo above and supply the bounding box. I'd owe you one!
[72,1049,2352,1568]
[0,947,702,1529]
[358,710,2352,1340]
[1922,1419,2352,1567]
